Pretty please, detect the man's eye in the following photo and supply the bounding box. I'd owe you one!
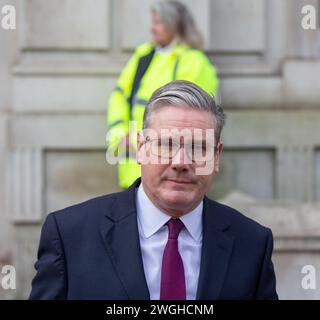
[161,139,174,147]
[160,141,171,148]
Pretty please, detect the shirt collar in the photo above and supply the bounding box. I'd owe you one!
[136,183,203,241]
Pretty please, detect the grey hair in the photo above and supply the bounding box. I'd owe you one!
[151,1,203,50]
[143,80,226,143]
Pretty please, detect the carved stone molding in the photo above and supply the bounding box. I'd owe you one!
[5,147,43,223]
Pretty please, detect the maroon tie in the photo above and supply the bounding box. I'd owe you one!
[160,218,186,300]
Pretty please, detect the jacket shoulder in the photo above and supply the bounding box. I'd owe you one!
[135,42,154,56]
[49,190,123,226]
[178,47,209,62]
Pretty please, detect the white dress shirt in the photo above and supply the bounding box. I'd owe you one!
[136,183,203,300]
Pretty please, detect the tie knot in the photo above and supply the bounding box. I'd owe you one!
[167,218,184,239]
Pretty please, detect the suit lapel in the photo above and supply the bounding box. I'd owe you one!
[99,178,150,299]
[196,197,234,300]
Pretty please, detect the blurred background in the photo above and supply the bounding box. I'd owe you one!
[1,0,320,299]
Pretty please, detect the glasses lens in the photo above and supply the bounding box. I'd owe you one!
[149,138,215,163]
[151,139,180,158]
[186,143,215,164]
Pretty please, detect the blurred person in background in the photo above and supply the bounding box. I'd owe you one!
[107,0,219,189]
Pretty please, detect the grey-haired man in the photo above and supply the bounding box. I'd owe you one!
[30,80,278,300]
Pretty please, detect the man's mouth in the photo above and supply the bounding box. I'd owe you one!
[167,179,194,184]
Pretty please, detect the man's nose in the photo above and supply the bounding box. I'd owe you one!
[170,147,190,171]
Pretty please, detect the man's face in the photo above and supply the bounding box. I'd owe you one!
[137,106,223,217]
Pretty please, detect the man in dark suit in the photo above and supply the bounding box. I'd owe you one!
[30,80,278,300]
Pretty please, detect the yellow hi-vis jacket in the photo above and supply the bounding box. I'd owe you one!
[106,42,219,189]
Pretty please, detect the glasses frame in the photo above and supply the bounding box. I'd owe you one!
[142,135,218,164]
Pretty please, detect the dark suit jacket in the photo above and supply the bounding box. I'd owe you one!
[30,178,278,300]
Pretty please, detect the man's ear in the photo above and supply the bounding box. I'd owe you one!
[214,141,224,174]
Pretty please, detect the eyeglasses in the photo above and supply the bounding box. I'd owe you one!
[143,136,216,165]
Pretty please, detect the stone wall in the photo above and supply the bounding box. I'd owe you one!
[1,0,320,299]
